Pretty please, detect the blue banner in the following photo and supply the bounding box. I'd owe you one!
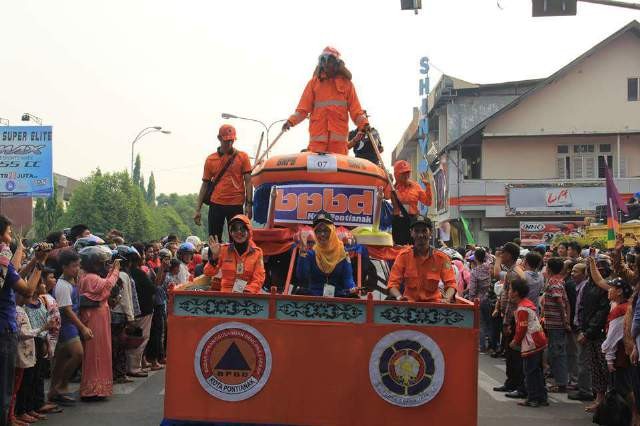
[271,184,377,227]
[0,126,53,197]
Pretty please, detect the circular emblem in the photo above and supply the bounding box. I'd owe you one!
[369,330,444,407]
[5,181,15,191]
[194,322,271,402]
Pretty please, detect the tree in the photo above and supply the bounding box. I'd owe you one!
[139,175,146,199]
[133,154,142,186]
[33,179,64,239]
[156,193,207,239]
[146,172,156,205]
[60,170,153,241]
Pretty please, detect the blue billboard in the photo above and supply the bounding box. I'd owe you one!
[0,126,53,197]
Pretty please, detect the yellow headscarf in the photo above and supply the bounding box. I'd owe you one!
[314,223,348,274]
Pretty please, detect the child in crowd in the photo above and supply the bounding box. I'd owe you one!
[509,277,549,408]
[14,291,53,425]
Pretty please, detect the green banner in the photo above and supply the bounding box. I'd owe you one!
[460,215,476,245]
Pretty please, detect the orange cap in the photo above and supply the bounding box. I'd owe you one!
[322,46,341,60]
[393,160,411,175]
[218,124,236,141]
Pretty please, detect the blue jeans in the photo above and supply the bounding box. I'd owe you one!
[0,331,18,426]
[524,351,548,403]
[479,299,493,351]
[547,328,569,386]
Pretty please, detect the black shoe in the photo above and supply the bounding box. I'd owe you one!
[493,385,514,392]
[538,400,550,406]
[518,400,540,407]
[567,391,594,401]
[505,390,528,399]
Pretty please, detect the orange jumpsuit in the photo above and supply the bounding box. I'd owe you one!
[394,180,432,215]
[288,75,369,155]
[387,247,457,302]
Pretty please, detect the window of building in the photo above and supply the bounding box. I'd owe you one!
[557,143,623,179]
[598,155,613,178]
[629,78,639,102]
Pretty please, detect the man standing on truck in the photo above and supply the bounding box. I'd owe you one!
[282,46,370,156]
[194,124,253,241]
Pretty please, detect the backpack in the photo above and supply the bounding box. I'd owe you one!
[592,374,632,426]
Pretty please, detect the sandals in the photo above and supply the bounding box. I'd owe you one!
[38,403,63,414]
[49,394,77,406]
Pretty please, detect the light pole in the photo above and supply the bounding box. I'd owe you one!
[130,126,171,177]
[21,113,42,125]
[221,113,287,159]
[0,118,9,126]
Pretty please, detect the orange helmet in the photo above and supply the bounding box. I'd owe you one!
[321,46,341,60]
[218,124,236,141]
[393,160,411,176]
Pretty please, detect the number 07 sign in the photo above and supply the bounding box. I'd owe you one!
[0,126,53,197]
[270,184,377,227]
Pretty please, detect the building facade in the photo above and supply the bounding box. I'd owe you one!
[393,21,640,247]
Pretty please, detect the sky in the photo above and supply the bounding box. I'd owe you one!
[1,0,639,195]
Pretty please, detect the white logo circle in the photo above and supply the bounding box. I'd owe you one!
[194,322,272,402]
[369,330,445,407]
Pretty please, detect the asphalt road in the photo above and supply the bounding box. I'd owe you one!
[42,354,592,426]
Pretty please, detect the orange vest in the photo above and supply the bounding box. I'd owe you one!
[203,242,265,293]
[288,76,368,143]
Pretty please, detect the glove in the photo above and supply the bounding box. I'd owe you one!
[282,121,292,131]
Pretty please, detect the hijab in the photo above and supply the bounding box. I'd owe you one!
[313,223,348,274]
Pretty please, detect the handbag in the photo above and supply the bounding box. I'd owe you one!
[79,295,101,309]
[203,150,238,206]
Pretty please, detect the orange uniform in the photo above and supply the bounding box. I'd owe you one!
[202,149,252,205]
[394,180,432,215]
[288,76,369,155]
[387,247,457,303]
[203,215,265,293]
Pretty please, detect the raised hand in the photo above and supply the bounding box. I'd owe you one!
[208,235,221,260]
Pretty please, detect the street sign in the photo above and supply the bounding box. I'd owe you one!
[532,0,577,16]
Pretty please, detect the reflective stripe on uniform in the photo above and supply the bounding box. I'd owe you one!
[313,100,348,108]
[329,132,348,142]
[293,111,305,120]
[310,134,329,142]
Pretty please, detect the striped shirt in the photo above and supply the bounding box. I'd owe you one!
[542,276,570,330]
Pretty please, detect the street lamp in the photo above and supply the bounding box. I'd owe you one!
[0,118,9,126]
[130,126,171,177]
[221,113,287,159]
[21,113,42,125]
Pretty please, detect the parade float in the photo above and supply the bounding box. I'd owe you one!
[161,145,479,426]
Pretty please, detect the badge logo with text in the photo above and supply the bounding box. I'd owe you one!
[369,330,444,407]
[194,322,271,402]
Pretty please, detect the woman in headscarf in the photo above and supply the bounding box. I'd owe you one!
[296,211,356,298]
[77,245,120,400]
[205,215,265,293]
[392,160,432,246]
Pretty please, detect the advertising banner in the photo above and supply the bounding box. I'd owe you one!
[271,184,377,227]
[506,183,604,216]
[519,221,585,246]
[0,126,53,197]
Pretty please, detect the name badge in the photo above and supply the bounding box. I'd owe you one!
[323,284,336,298]
[233,279,248,293]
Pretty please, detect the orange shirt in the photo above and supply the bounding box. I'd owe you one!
[394,180,432,215]
[202,149,252,206]
[387,247,457,302]
[203,242,265,294]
